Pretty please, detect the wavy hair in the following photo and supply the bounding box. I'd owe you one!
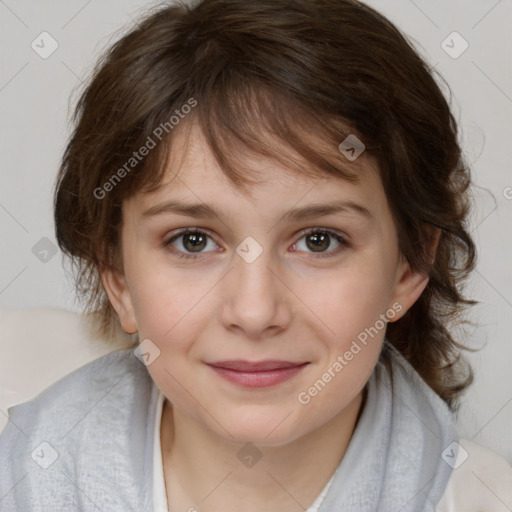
[54,0,477,409]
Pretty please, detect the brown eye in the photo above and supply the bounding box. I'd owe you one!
[165,229,218,259]
[182,232,207,252]
[305,232,331,252]
[293,229,349,257]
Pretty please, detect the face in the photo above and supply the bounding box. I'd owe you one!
[101,122,430,447]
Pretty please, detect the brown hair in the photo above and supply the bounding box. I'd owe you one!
[54,0,477,409]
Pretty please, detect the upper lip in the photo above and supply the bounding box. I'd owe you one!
[207,360,309,372]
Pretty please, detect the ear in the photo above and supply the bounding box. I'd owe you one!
[99,263,138,334]
[388,226,441,322]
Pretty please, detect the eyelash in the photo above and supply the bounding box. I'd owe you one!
[163,227,350,261]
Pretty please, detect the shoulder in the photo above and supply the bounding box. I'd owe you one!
[0,348,154,510]
[2,347,147,440]
[436,438,512,512]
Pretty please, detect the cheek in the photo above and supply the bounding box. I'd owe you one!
[294,273,389,427]
[292,254,396,401]
[130,268,210,412]
[298,261,395,340]
[127,248,213,341]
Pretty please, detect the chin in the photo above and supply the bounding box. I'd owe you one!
[210,413,307,448]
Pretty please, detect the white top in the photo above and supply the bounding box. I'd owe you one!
[152,389,335,512]
[152,389,512,512]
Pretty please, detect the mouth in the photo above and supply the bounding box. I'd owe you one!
[205,360,310,388]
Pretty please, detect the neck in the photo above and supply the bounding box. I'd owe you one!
[160,387,367,512]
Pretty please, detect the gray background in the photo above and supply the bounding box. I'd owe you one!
[0,0,511,460]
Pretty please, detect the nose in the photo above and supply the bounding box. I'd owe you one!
[220,246,292,340]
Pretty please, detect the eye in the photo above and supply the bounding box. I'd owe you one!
[164,228,219,260]
[164,227,350,262]
[292,228,349,258]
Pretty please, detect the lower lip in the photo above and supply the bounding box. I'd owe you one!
[208,364,308,388]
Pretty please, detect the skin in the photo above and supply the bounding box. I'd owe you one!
[101,122,438,511]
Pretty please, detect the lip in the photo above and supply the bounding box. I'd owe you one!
[207,360,307,371]
[206,360,309,388]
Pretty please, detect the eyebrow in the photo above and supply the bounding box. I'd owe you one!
[142,199,372,223]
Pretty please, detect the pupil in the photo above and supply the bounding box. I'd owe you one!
[184,233,206,252]
[306,232,330,252]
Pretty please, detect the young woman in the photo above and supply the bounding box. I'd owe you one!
[1,1,511,510]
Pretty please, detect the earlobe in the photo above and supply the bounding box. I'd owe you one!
[99,263,138,334]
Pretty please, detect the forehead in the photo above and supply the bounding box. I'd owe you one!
[135,122,382,209]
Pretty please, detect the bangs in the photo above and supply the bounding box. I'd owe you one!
[136,82,365,197]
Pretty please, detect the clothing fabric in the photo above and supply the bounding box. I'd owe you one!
[152,388,335,511]
[0,341,511,511]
